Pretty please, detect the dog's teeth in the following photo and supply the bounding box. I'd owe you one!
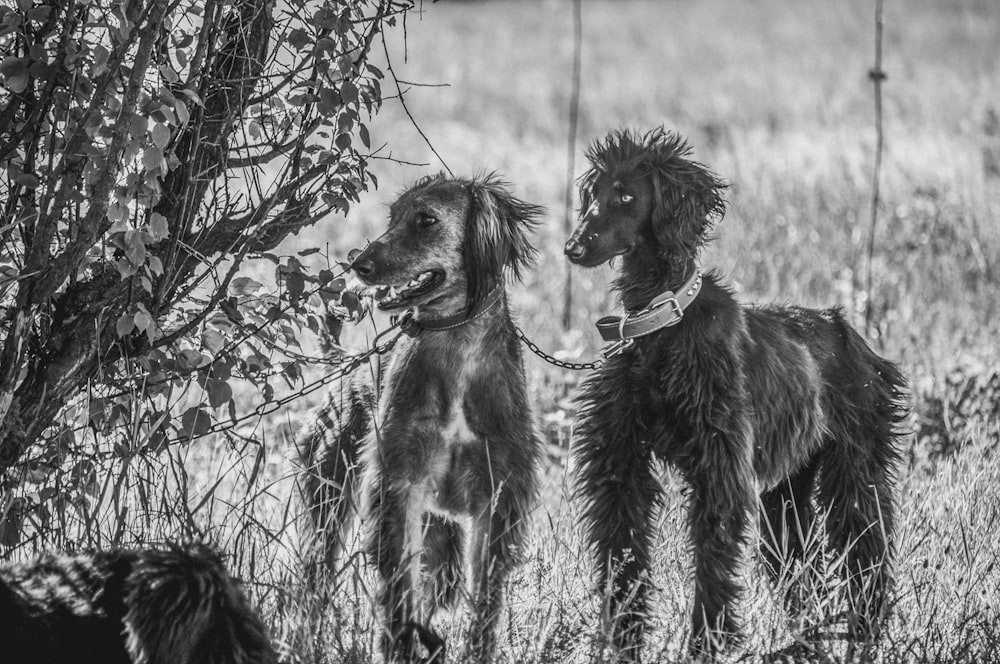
[407,279,420,289]
[388,286,398,298]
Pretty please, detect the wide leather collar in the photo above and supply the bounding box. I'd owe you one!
[595,266,703,342]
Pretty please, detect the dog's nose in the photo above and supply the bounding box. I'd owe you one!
[351,256,375,277]
[564,239,585,260]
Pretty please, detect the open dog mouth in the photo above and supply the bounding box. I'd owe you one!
[369,270,445,309]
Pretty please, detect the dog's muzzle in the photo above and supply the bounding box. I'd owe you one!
[350,241,383,280]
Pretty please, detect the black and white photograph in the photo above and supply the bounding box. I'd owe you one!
[0,0,997,662]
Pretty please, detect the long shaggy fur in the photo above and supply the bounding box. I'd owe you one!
[298,173,543,663]
[566,128,908,660]
[0,542,277,664]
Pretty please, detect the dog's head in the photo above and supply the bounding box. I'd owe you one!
[123,543,278,664]
[350,173,542,316]
[565,127,726,268]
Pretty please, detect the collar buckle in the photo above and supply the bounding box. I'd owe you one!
[648,295,683,325]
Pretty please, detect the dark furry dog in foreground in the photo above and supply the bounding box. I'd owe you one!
[0,542,277,664]
[298,174,543,663]
[564,128,907,660]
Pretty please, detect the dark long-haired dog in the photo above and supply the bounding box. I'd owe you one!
[0,542,277,664]
[564,128,907,660]
[298,173,543,663]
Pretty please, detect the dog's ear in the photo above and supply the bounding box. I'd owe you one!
[577,167,598,216]
[649,160,727,257]
[464,175,543,313]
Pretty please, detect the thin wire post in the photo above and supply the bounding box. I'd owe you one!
[864,0,886,338]
[562,0,582,330]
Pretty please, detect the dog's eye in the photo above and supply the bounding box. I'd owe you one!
[620,193,634,204]
[417,213,438,228]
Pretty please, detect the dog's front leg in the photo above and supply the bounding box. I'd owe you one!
[467,485,530,663]
[574,393,662,662]
[684,427,755,658]
[368,475,434,663]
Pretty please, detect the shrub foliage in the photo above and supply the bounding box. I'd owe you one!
[0,0,409,546]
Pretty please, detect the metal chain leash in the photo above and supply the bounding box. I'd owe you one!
[169,313,611,446]
[163,317,409,446]
[514,325,605,371]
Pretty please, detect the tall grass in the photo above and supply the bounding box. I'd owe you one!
[3,0,998,662]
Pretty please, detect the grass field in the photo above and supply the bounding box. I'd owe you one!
[12,0,1000,662]
[265,1,1000,661]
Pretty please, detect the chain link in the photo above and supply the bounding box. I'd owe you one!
[164,323,407,446]
[514,325,604,371]
[168,318,603,446]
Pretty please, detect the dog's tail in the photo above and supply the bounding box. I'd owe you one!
[840,316,909,428]
[123,543,278,664]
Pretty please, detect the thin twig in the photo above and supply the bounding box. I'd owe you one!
[381,30,452,176]
[864,0,886,337]
[561,0,582,331]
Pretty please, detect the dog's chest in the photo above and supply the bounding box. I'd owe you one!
[393,335,490,515]
[425,368,484,515]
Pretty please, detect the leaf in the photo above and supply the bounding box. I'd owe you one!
[284,270,305,302]
[151,122,170,149]
[0,502,23,547]
[91,44,110,76]
[174,98,189,125]
[318,87,340,114]
[146,212,168,241]
[359,123,371,148]
[14,173,39,188]
[283,361,302,384]
[178,348,208,371]
[125,230,146,266]
[177,87,204,107]
[0,56,25,77]
[5,72,27,93]
[133,307,152,332]
[205,379,232,409]
[288,27,311,51]
[28,60,51,80]
[230,276,263,296]
[158,64,179,84]
[26,5,50,22]
[341,290,365,319]
[129,114,148,139]
[116,313,135,337]
[180,407,212,440]
[220,297,243,322]
[202,328,225,355]
[88,397,108,427]
[142,146,163,172]
[340,80,358,105]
